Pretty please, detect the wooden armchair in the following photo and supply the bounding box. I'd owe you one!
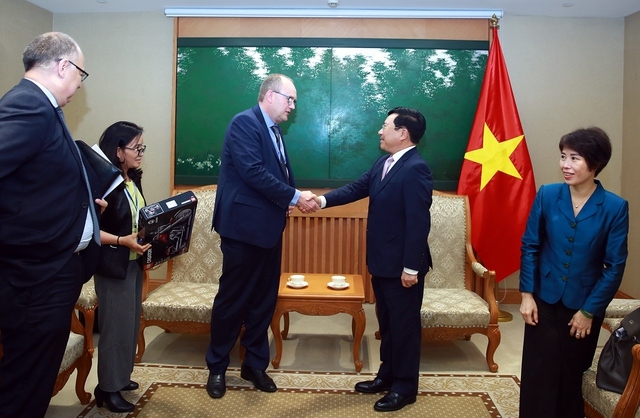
[583,339,640,417]
[52,311,92,404]
[419,191,501,372]
[581,298,640,417]
[0,306,93,405]
[75,277,98,355]
[136,186,224,362]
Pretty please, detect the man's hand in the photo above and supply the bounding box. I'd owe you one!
[296,191,319,214]
[95,198,108,214]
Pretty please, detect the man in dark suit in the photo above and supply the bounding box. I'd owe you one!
[0,32,104,417]
[316,107,433,412]
[206,74,319,399]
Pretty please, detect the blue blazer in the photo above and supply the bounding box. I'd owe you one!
[519,180,629,317]
[0,79,101,286]
[324,147,433,278]
[212,105,296,249]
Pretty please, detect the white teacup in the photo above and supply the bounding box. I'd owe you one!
[330,275,346,286]
[289,274,305,285]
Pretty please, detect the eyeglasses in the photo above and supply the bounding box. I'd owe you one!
[56,58,89,82]
[381,123,403,131]
[122,144,147,156]
[273,91,297,106]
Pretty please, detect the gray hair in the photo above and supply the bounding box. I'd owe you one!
[22,32,80,72]
[258,74,292,102]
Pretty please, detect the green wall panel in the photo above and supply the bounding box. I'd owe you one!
[175,38,488,190]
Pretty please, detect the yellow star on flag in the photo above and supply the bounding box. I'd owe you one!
[464,123,524,190]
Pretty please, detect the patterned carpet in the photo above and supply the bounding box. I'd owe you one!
[76,364,520,417]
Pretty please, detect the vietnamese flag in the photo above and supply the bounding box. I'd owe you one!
[457,23,536,282]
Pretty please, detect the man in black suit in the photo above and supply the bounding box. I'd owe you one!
[206,74,318,399]
[0,32,104,417]
[315,107,433,412]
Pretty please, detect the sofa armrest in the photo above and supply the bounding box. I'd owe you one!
[466,244,499,324]
[614,344,640,418]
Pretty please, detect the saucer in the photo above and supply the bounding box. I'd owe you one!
[327,282,349,290]
[287,281,308,289]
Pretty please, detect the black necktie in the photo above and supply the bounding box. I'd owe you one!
[271,125,289,181]
[55,107,101,245]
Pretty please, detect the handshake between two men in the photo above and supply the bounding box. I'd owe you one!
[293,190,323,214]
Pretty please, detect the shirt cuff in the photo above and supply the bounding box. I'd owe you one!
[291,189,301,207]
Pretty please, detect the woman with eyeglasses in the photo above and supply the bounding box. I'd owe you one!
[93,121,151,412]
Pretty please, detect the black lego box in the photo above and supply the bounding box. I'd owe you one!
[137,190,198,270]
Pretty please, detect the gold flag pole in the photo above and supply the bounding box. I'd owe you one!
[496,274,514,322]
[486,14,513,323]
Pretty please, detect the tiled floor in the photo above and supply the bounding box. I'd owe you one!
[44,302,609,417]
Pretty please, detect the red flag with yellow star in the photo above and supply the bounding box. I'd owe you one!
[457,24,536,282]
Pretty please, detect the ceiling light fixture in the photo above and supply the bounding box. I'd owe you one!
[163,8,503,19]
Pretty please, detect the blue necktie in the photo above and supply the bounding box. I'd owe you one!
[271,125,289,181]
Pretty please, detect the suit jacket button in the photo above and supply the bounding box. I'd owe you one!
[563,262,569,268]
[82,202,89,208]
[561,276,568,282]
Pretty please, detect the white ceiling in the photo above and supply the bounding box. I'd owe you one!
[25,0,640,18]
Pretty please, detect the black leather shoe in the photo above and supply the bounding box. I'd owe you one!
[121,380,139,391]
[240,365,277,392]
[206,373,226,398]
[94,386,135,413]
[354,378,392,394]
[373,391,417,412]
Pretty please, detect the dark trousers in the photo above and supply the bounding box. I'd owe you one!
[519,294,603,418]
[372,274,425,397]
[206,237,281,374]
[0,254,84,418]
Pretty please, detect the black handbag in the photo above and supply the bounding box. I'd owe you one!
[76,140,123,198]
[596,307,640,393]
[95,244,130,280]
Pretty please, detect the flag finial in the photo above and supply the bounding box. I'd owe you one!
[490,14,500,29]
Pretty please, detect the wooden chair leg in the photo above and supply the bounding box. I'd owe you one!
[136,318,146,363]
[74,353,92,404]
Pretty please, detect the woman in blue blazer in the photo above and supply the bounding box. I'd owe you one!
[518,127,629,418]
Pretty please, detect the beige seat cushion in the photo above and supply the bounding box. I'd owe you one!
[606,298,640,318]
[421,288,490,328]
[58,332,84,373]
[76,278,98,310]
[142,281,219,323]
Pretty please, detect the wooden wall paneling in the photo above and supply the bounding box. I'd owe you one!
[177,17,489,41]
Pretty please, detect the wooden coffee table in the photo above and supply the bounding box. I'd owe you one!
[270,273,366,372]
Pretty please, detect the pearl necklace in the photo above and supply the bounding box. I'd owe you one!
[571,185,596,209]
[573,196,589,209]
